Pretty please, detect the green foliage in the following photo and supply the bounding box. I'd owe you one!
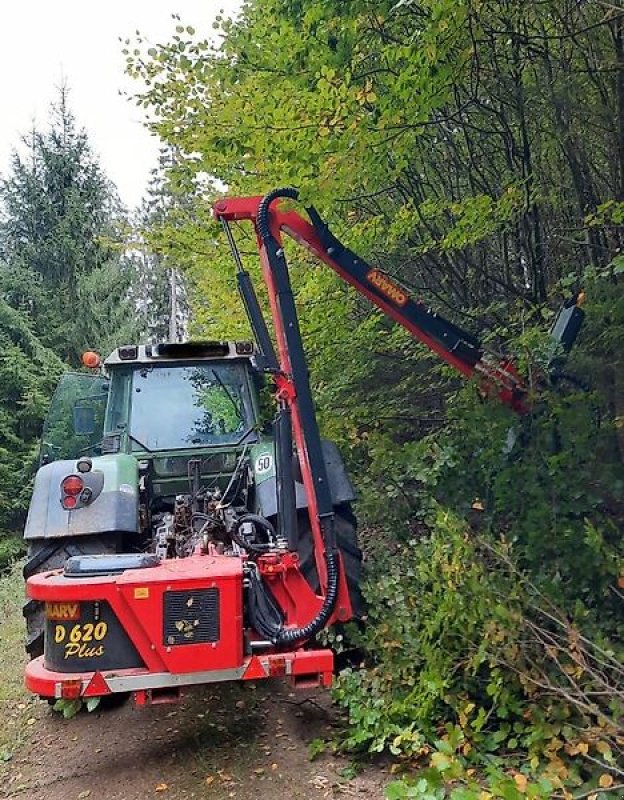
[385,768,554,800]
[333,510,518,752]
[0,298,64,540]
[126,2,624,796]
[51,696,101,718]
[0,537,23,572]
[333,494,622,795]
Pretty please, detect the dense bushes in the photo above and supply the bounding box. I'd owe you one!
[329,324,623,796]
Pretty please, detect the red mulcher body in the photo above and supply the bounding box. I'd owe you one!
[25,553,335,703]
[25,187,585,706]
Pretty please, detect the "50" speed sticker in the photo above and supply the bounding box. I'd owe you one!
[255,453,273,474]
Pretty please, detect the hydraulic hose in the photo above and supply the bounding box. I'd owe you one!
[277,516,339,645]
[255,186,300,242]
[245,516,340,646]
[232,514,277,554]
[254,187,340,645]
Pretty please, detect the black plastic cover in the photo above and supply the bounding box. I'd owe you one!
[64,552,161,578]
[155,341,229,358]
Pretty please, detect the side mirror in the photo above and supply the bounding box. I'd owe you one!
[73,405,96,436]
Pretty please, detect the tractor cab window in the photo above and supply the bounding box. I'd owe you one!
[128,362,255,451]
[40,372,109,464]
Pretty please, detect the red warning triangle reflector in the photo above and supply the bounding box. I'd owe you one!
[242,656,267,681]
[83,671,111,697]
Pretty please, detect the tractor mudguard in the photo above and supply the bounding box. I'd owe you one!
[24,454,139,541]
[252,439,356,518]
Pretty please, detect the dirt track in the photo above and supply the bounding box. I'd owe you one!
[0,682,387,800]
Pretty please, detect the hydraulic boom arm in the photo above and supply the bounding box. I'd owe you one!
[214,187,584,415]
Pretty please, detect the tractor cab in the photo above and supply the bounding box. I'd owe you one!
[41,341,261,464]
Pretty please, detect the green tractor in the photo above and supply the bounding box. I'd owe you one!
[23,340,363,660]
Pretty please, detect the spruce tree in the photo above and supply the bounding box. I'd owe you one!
[0,87,140,364]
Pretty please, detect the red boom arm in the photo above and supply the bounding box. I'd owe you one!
[214,193,529,413]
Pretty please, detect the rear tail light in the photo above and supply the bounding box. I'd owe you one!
[61,475,84,510]
[62,476,84,496]
[60,679,82,699]
[268,655,287,677]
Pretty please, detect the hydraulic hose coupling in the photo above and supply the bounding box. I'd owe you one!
[270,515,340,646]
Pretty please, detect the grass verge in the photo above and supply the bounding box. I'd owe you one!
[0,560,36,767]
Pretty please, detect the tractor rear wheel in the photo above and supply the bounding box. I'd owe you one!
[296,504,365,618]
[23,535,120,659]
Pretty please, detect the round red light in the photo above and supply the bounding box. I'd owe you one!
[81,351,101,369]
[62,495,77,510]
[62,475,84,496]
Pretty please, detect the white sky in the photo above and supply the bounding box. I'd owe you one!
[0,1,241,210]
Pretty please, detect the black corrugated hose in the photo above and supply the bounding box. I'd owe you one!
[252,187,340,646]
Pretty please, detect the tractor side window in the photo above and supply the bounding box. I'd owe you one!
[40,373,109,464]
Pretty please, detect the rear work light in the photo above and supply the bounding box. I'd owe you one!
[118,345,138,360]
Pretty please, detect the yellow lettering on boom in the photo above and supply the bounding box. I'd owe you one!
[366,269,408,307]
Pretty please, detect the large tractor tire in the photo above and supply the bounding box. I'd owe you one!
[23,535,119,659]
[297,504,365,619]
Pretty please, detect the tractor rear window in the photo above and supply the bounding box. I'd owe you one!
[128,363,254,451]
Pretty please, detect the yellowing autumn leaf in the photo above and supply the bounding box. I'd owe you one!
[155,784,168,793]
[430,752,452,770]
[514,773,528,792]
[599,774,614,788]
[566,740,589,756]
